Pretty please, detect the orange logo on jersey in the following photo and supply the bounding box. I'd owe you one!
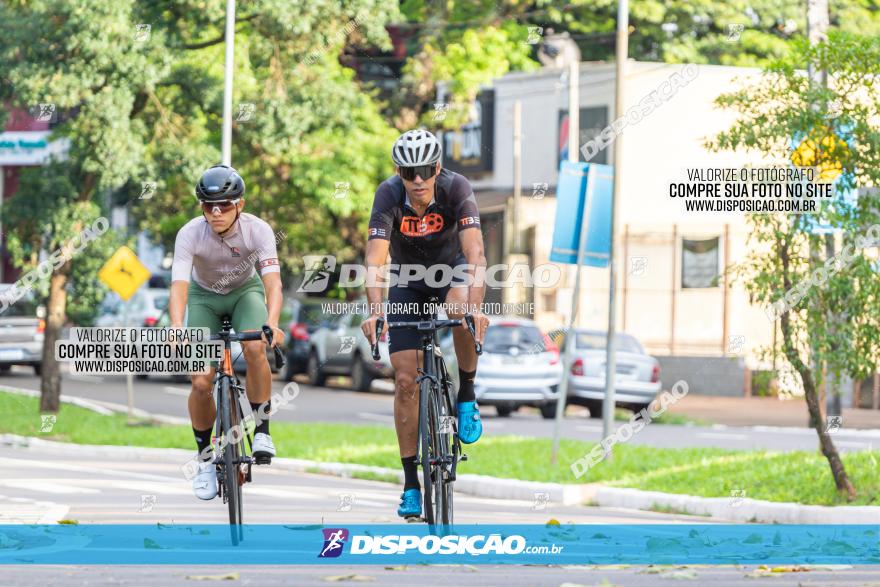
[400,213,444,237]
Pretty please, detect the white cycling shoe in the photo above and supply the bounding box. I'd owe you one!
[192,460,218,500]
[252,432,275,463]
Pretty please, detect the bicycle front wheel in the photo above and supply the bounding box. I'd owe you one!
[419,379,445,526]
[438,382,457,526]
[219,377,243,544]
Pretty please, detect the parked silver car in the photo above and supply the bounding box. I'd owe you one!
[444,316,562,418]
[96,288,169,327]
[307,305,392,390]
[0,285,45,375]
[563,329,661,417]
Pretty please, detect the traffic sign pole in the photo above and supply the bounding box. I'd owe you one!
[124,301,135,424]
[551,167,595,466]
[98,246,151,425]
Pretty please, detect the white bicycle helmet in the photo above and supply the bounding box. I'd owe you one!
[391,129,442,167]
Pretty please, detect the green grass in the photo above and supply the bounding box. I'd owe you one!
[3,390,877,507]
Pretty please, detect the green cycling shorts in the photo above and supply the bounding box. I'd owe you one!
[187,274,268,334]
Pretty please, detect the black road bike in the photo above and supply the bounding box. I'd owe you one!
[371,310,481,526]
[209,318,284,545]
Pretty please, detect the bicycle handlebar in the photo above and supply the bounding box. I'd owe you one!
[210,325,286,369]
[370,314,482,360]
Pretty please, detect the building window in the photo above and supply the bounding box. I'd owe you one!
[681,237,720,288]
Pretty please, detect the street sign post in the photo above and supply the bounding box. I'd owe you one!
[98,246,151,423]
[549,161,613,465]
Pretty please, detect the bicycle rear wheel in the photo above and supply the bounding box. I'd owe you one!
[219,377,243,544]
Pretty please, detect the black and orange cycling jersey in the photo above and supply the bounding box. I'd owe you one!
[368,168,481,267]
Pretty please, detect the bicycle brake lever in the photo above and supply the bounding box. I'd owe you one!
[371,317,385,361]
[261,324,286,369]
[464,314,482,356]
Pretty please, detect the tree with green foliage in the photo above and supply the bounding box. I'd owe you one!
[0,0,400,411]
[391,0,880,131]
[709,31,880,501]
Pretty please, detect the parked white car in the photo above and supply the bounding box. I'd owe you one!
[307,304,392,391]
[444,316,562,418]
[96,288,169,327]
[563,329,661,417]
[0,284,45,375]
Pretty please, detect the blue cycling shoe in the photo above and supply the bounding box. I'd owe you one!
[397,488,422,518]
[457,401,482,444]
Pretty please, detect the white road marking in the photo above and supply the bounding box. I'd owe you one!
[0,457,183,483]
[696,432,749,440]
[833,440,872,449]
[108,481,192,495]
[0,480,100,494]
[69,374,105,384]
[163,386,190,396]
[356,412,394,423]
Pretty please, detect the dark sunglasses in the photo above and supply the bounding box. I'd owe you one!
[199,199,239,213]
[398,164,437,181]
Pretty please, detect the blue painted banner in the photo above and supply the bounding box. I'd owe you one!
[549,161,613,267]
[0,524,877,565]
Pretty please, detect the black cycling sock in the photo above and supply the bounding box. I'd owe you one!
[250,401,270,435]
[401,455,420,490]
[193,426,214,462]
[457,369,476,403]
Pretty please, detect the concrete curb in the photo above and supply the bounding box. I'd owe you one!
[2,434,876,524]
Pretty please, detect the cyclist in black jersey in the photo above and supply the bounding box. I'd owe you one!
[361,129,489,519]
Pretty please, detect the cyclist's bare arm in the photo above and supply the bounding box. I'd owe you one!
[459,228,487,314]
[169,281,188,328]
[260,272,284,345]
[362,238,390,345]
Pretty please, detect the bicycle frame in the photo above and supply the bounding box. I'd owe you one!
[372,315,480,526]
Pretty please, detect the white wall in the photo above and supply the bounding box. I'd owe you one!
[486,62,781,365]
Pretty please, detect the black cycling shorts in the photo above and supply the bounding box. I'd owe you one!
[386,256,467,354]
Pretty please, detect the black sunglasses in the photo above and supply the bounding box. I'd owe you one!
[398,164,438,181]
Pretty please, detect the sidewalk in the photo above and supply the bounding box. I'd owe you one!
[668,395,880,429]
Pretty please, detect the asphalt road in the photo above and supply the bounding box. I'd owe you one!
[2,366,878,453]
[2,440,879,586]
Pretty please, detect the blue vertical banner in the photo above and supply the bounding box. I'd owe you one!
[549,161,613,267]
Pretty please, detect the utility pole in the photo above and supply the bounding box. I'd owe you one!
[221,0,236,166]
[601,0,628,444]
[807,0,843,419]
[512,100,522,253]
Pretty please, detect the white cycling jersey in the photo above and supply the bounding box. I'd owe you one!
[171,213,280,294]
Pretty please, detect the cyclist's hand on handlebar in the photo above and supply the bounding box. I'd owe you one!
[469,310,489,345]
[361,314,387,346]
[262,324,285,347]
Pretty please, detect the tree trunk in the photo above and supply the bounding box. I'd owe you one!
[794,356,856,500]
[778,235,856,501]
[39,269,68,413]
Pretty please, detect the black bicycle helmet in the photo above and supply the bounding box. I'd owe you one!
[195,164,245,201]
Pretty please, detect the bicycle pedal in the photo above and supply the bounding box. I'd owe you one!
[253,454,272,465]
[460,453,468,462]
[404,516,424,523]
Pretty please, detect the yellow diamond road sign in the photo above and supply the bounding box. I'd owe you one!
[98,246,151,301]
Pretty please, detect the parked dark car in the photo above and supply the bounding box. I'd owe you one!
[283,297,338,381]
